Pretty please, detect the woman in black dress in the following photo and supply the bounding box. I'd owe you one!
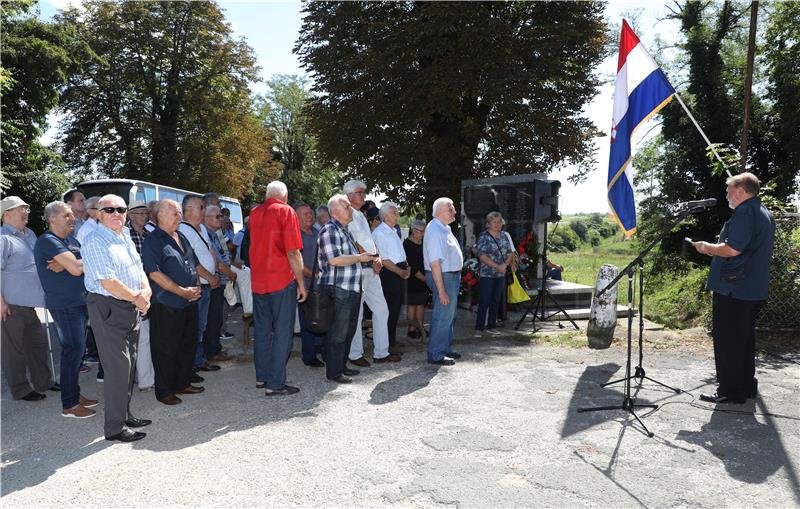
[403,220,429,338]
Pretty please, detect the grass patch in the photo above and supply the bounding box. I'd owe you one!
[533,330,588,348]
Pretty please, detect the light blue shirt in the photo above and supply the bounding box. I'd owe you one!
[1,225,45,307]
[423,218,463,272]
[81,223,144,296]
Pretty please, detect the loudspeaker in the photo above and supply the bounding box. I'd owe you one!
[533,179,561,223]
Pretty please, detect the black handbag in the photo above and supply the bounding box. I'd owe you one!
[303,245,334,335]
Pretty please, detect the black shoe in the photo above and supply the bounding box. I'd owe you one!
[265,385,300,396]
[124,417,152,428]
[330,375,352,384]
[20,391,46,402]
[190,373,205,383]
[699,392,746,404]
[428,357,455,366]
[749,378,758,399]
[446,352,462,360]
[106,428,146,442]
[304,358,325,368]
[342,368,360,376]
[49,383,61,392]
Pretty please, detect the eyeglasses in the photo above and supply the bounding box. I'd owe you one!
[88,207,98,211]
[413,229,425,234]
[100,207,128,214]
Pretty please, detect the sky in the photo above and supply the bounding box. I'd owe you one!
[39,1,685,215]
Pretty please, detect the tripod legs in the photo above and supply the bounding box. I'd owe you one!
[577,397,657,438]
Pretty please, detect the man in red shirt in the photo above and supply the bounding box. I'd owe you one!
[249,181,307,396]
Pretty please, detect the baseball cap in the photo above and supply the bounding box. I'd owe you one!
[0,196,29,215]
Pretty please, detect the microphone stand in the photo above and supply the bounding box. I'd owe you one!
[578,206,700,437]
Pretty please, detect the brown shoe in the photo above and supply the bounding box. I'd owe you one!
[79,394,99,408]
[157,394,182,405]
[349,356,371,367]
[62,404,96,419]
[373,353,402,363]
[176,385,205,394]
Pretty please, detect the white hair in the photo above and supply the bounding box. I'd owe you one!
[432,197,453,217]
[327,194,350,214]
[85,195,101,208]
[343,179,367,194]
[378,201,397,221]
[44,201,70,222]
[266,181,288,200]
[205,204,221,215]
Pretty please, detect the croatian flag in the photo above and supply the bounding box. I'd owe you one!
[608,20,675,236]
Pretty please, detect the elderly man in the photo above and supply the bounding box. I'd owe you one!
[249,181,307,396]
[295,202,325,368]
[144,200,158,233]
[423,197,464,365]
[34,201,98,418]
[317,195,377,383]
[342,180,396,366]
[179,196,220,374]
[372,202,408,361]
[693,172,775,404]
[76,195,100,244]
[1,196,54,402]
[142,200,204,405]
[203,204,236,362]
[313,205,329,234]
[64,189,86,233]
[126,200,155,392]
[81,194,153,442]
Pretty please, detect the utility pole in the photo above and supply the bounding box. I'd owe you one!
[739,1,759,173]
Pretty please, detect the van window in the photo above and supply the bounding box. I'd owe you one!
[221,200,243,223]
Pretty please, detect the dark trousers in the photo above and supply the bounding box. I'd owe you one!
[51,305,88,409]
[712,292,762,399]
[150,302,199,399]
[203,286,224,359]
[86,293,140,436]
[476,276,505,330]
[379,268,404,347]
[85,325,105,378]
[297,302,323,362]
[0,305,53,399]
[253,281,297,390]
[322,286,361,380]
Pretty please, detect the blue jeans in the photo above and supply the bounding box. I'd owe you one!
[322,286,361,379]
[476,276,505,330]
[547,268,563,281]
[426,272,460,362]
[194,285,211,368]
[253,281,297,390]
[51,306,88,409]
[297,302,323,362]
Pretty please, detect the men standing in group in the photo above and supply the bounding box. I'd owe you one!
[1,196,54,402]
[693,172,775,404]
[76,196,100,244]
[372,202,408,360]
[342,180,397,366]
[249,181,307,396]
[81,194,152,442]
[142,199,204,405]
[34,201,98,418]
[423,197,464,365]
[64,189,86,233]
[295,202,324,368]
[127,200,155,392]
[179,196,220,375]
[202,204,235,362]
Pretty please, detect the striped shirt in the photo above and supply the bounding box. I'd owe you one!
[81,223,145,297]
[317,219,362,292]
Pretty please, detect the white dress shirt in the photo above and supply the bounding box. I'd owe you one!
[372,222,406,264]
[178,222,216,284]
[76,218,97,245]
[347,208,378,254]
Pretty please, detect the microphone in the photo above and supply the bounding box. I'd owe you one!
[677,198,717,209]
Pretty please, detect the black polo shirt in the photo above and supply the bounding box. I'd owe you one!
[142,227,199,309]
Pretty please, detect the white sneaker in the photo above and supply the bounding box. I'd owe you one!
[485,329,502,336]
[474,331,484,337]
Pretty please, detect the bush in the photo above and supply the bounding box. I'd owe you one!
[645,264,711,329]
[587,229,601,246]
[569,219,588,242]
[548,224,580,252]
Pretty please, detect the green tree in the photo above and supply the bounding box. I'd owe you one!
[296,1,606,214]
[55,1,276,199]
[253,75,339,209]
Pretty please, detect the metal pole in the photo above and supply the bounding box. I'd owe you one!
[673,92,734,177]
[739,1,759,172]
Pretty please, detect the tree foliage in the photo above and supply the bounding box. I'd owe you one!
[55,0,279,199]
[252,75,339,210]
[296,1,606,215]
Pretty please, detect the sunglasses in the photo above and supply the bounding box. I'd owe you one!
[100,206,128,214]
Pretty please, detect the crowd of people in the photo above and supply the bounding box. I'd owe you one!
[0,178,469,442]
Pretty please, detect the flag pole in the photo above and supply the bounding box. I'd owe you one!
[673,92,734,177]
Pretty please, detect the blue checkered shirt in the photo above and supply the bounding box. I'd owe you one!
[81,224,145,296]
[317,219,362,292]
